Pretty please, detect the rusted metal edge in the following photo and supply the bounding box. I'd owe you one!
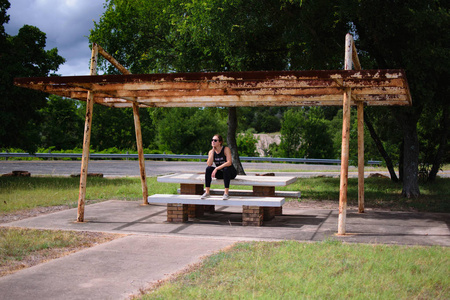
[14,69,408,85]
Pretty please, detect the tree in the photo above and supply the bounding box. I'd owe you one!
[339,0,450,197]
[39,95,84,150]
[89,0,349,173]
[279,107,334,159]
[155,107,227,154]
[0,0,65,152]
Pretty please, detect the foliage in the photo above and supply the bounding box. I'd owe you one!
[278,107,334,159]
[155,107,227,154]
[328,108,385,165]
[236,129,259,157]
[338,0,450,194]
[0,0,65,152]
[39,95,84,150]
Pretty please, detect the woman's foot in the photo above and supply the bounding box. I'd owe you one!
[201,192,210,199]
[222,193,230,200]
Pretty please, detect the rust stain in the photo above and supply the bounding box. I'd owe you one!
[13,69,411,107]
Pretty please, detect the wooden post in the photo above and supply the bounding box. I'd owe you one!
[95,43,149,204]
[357,101,365,213]
[77,44,98,222]
[337,34,354,235]
[338,88,351,235]
[133,102,149,204]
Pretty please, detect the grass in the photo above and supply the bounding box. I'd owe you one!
[0,227,120,276]
[1,175,449,295]
[1,176,449,214]
[0,176,177,213]
[139,240,449,299]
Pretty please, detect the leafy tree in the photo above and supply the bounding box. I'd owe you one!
[236,129,259,157]
[39,95,84,150]
[89,0,349,173]
[88,105,156,151]
[339,0,450,196]
[0,0,65,152]
[279,107,334,159]
[278,108,303,158]
[155,107,227,154]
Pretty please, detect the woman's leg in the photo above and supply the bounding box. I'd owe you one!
[204,166,215,194]
[222,166,237,191]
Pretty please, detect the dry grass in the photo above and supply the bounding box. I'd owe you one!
[0,227,123,277]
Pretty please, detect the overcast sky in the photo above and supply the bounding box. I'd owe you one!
[5,0,106,76]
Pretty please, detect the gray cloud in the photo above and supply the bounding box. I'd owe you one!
[5,0,106,76]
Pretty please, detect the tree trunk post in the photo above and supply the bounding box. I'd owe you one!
[77,44,98,222]
[133,102,149,204]
[400,114,420,198]
[227,107,245,175]
[357,101,365,213]
[338,33,354,235]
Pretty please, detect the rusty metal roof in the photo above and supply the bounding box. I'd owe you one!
[14,69,411,108]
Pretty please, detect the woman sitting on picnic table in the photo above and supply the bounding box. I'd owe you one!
[201,134,237,200]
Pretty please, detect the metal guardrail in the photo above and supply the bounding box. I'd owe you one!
[0,152,383,165]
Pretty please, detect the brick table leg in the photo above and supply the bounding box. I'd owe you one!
[180,183,206,218]
[274,207,283,215]
[253,186,275,196]
[253,186,278,220]
[188,204,204,218]
[167,203,188,223]
[242,206,263,226]
[263,207,276,221]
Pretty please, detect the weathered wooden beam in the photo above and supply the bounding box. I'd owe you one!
[96,43,131,75]
[338,33,354,235]
[77,44,98,223]
[357,101,365,213]
[133,102,148,204]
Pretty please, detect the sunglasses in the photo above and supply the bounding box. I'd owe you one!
[211,139,218,142]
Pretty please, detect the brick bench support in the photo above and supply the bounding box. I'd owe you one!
[243,206,263,226]
[167,203,188,223]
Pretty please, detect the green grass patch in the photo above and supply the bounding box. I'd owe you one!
[0,177,178,214]
[1,176,449,214]
[280,177,450,212]
[140,240,449,299]
[0,227,91,262]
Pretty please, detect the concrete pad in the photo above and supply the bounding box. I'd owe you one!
[2,200,449,246]
[0,235,234,300]
[1,200,449,300]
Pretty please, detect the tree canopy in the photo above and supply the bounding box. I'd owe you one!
[0,0,65,152]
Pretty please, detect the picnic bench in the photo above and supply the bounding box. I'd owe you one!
[148,173,298,226]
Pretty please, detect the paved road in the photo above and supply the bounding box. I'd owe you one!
[2,160,449,178]
[0,159,386,178]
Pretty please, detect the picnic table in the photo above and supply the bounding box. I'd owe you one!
[149,173,298,226]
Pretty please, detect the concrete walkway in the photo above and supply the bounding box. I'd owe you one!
[1,200,449,299]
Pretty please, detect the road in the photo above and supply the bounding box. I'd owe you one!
[1,160,448,178]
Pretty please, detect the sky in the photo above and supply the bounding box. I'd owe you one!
[4,0,106,76]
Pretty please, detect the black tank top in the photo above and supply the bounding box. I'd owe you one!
[214,146,227,167]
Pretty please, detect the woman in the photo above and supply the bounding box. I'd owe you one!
[201,134,237,200]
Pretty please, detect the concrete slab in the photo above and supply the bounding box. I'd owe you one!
[1,200,449,299]
[2,200,449,246]
[0,235,234,300]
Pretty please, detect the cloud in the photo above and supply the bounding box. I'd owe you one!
[4,0,105,76]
